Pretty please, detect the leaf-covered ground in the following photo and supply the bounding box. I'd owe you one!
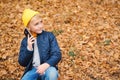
[0,0,120,80]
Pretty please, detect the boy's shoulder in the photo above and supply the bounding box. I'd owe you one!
[41,30,55,40]
[42,30,54,36]
[22,37,27,42]
[43,30,52,34]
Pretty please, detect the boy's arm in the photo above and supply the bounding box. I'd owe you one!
[46,32,61,66]
[18,38,33,67]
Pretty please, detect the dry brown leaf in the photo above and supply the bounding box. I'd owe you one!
[0,0,120,80]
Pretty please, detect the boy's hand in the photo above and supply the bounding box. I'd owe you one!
[36,63,50,75]
[27,35,35,51]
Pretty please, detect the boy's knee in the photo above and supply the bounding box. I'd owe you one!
[45,67,58,78]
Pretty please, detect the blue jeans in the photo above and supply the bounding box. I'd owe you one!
[21,67,58,80]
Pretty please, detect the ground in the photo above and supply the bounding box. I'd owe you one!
[0,0,120,80]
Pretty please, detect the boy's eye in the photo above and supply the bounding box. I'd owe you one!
[35,22,39,26]
[34,20,42,26]
[40,20,42,23]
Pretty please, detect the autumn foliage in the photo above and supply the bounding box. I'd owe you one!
[0,0,120,80]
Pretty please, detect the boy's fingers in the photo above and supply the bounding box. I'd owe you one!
[30,38,35,42]
[27,34,29,39]
[36,70,44,75]
[36,70,40,74]
[31,41,35,44]
[30,36,35,40]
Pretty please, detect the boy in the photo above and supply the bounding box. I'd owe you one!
[18,9,61,80]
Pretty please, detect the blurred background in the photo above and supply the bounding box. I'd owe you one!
[0,0,120,80]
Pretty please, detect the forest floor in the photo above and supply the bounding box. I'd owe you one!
[0,0,120,80]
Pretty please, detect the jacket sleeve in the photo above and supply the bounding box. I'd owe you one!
[18,38,33,67]
[46,32,62,66]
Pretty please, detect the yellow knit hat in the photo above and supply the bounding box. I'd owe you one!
[22,9,39,27]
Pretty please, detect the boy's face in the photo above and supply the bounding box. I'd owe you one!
[28,15,43,34]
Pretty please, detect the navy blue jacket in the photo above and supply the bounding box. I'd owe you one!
[18,31,61,77]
